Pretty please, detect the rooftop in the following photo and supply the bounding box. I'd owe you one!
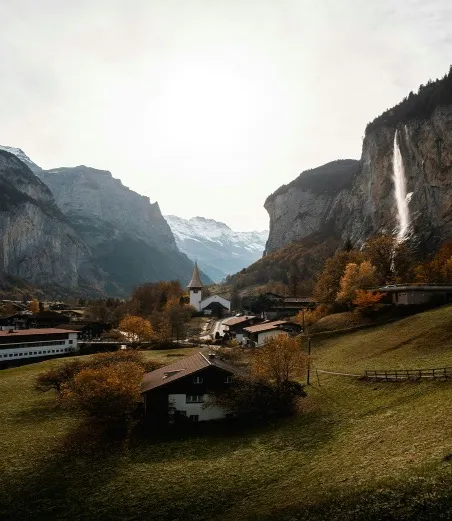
[141,351,241,393]
[0,328,78,337]
[243,320,291,334]
[187,262,203,289]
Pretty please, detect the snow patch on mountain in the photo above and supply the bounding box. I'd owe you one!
[0,145,42,173]
[165,215,268,282]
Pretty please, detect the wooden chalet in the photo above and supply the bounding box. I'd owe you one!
[222,315,262,343]
[242,320,302,346]
[141,352,241,425]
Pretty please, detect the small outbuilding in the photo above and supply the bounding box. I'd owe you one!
[242,320,302,347]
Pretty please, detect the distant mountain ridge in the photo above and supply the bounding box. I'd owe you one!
[165,215,268,282]
[0,147,211,295]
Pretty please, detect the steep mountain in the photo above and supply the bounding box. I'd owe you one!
[36,166,210,293]
[164,215,268,282]
[0,145,41,173]
[265,68,452,257]
[0,149,99,293]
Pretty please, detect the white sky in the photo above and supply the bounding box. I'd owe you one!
[1,0,452,231]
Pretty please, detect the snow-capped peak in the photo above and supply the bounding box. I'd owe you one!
[0,145,41,172]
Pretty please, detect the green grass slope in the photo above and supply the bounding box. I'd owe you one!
[2,307,452,520]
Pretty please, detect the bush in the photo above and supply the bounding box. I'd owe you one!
[61,361,144,425]
[35,360,83,393]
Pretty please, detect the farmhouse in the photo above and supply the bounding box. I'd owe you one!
[0,328,79,364]
[188,263,231,316]
[242,320,302,347]
[141,351,241,425]
[222,315,261,343]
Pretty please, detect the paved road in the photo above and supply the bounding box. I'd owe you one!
[200,318,228,340]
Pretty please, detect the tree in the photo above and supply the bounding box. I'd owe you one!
[119,315,153,343]
[35,360,83,393]
[415,241,452,283]
[314,250,365,304]
[251,334,308,389]
[29,298,40,314]
[362,234,395,284]
[336,261,378,306]
[61,362,144,424]
[353,290,386,312]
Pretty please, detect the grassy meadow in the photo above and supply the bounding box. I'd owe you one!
[2,307,452,520]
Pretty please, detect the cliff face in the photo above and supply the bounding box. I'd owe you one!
[37,166,207,293]
[265,104,452,255]
[264,160,360,253]
[0,151,97,290]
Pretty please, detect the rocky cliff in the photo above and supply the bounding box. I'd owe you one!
[0,150,98,291]
[265,71,452,256]
[37,166,209,293]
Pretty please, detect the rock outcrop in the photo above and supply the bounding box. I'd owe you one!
[265,104,452,256]
[37,166,209,293]
[0,150,98,291]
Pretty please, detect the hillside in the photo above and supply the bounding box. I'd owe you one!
[165,215,268,282]
[2,306,452,520]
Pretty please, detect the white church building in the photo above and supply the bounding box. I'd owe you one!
[188,263,231,316]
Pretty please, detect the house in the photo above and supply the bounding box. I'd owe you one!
[0,328,79,365]
[371,284,452,306]
[222,315,261,343]
[141,351,241,425]
[188,263,231,317]
[0,311,70,330]
[242,320,302,347]
[242,293,316,319]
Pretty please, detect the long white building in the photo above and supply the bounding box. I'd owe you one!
[0,328,79,363]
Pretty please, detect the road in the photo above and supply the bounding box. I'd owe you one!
[200,318,228,340]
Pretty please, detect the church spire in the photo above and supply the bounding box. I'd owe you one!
[187,262,203,289]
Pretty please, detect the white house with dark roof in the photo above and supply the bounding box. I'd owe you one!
[188,263,231,315]
[141,351,241,424]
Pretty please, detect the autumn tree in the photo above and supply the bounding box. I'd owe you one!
[35,360,83,394]
[353,290,386,312]
[119,315,153,343]
[251,334,308,389]
[61,361,144,425]
[415,241,452,283]
[314,250,365,304]
[29,298,40,314]
[336,261,378,306]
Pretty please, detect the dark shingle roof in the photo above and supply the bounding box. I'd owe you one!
[141,351,241,393]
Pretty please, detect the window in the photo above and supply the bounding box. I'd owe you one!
[189,415,199,422]
[225,376,233,383]
[69,340,73,345]
[193,376,203,384]
[38,351,42,354]
[186,394,204,403]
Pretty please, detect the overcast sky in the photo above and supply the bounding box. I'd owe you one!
[1,0,452,231]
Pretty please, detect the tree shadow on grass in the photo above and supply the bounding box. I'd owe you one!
[12,400,65,425]
[0,420,126,521]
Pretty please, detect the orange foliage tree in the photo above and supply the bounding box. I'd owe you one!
[251,334,308,388]
[352,290,386,311]
[29,298,40,314]
[415,241,452,283]
[119,314,153,343]
[336,261,378,306]
[61,361,144,423]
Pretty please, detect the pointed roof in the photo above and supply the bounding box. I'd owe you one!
[187,262,203,289]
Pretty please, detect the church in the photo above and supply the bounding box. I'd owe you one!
[188,263,231,316]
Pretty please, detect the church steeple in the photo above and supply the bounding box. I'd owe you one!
[188,262,203,289]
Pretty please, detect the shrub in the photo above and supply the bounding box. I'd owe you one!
[35,360,83,394]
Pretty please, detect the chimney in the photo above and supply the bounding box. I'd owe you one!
[208,353,216,361]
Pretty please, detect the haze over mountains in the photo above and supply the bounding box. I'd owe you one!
[164,215,268,282]
[0,147,212,296]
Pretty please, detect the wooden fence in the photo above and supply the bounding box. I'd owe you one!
[364,367,452,381]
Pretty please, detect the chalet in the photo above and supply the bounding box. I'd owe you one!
[141,351,241,425]
[242,293,316,319]
[0,328,79,365]
[242,320,302,347]
[222,315,261,343]
[0,311,70,330]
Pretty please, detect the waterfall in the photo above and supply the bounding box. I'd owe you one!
[392,130,410,242]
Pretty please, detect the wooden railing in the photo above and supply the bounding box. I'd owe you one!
[364,367,452,381]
